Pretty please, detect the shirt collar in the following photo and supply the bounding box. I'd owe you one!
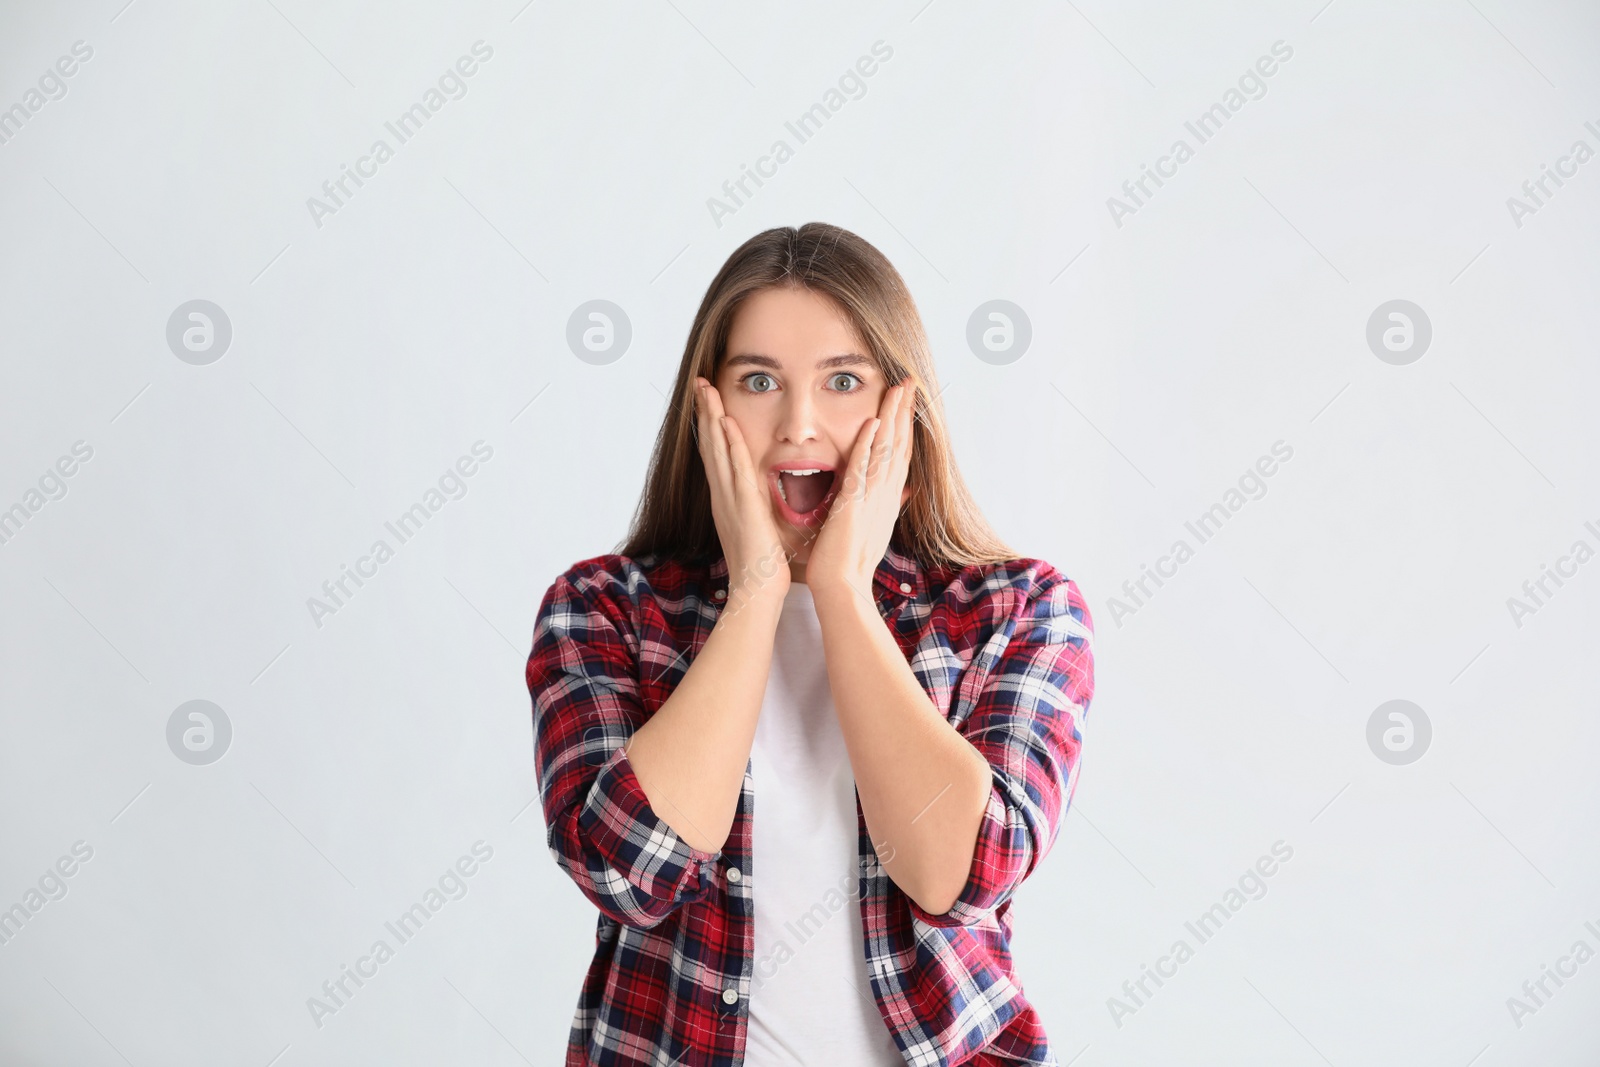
[705,543,923,606]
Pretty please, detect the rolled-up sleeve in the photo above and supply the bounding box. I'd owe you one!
[527,569,723,930]
[908,571,1095,929]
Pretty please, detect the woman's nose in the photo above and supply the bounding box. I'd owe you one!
[775,392,818,443]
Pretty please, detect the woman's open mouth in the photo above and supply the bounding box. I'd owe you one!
[770,466,838,527]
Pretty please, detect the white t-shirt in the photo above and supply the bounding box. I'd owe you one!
[744,582,905,1066]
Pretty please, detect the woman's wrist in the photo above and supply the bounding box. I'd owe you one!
[726,547,792,595]
[808,574,876,619]
[718,558,790,623]
[727,574,789,612]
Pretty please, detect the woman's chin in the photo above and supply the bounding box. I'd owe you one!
[773,513,827,564]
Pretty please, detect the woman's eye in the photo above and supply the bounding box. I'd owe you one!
[829,373,861,392]
[743,373,777,393]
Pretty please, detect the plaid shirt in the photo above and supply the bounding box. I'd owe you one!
[526,543,1095,1066]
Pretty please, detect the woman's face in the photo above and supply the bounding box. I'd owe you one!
[713,285,909,565]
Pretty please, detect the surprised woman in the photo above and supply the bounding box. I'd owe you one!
[526,222,1096,1067]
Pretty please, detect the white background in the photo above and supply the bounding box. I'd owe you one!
[2,1,1598,1064]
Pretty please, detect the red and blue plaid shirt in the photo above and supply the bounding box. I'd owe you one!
[526,543,1096,1066]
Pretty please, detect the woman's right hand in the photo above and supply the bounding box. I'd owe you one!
[694,376,791,608]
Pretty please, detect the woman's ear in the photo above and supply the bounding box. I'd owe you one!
[899,485,911,507]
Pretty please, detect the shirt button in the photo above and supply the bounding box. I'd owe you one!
[726,866,741,883]
[721,987,739,1005]
[713,588,727,600]
[899,582,912,594]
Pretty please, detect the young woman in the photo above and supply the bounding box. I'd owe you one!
[526,223,1095,1066]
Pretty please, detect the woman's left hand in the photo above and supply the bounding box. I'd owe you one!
[805,379,917,602]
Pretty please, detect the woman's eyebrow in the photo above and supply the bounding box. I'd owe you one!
[723,352,875,371]
[817,353,875,370]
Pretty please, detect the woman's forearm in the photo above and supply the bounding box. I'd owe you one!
[624,590,786,854]
[810,580,992,914]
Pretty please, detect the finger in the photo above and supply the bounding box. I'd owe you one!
[719,412,764,497]
[697,379,733,491]
[870,384,902,484]
[690,378,700,443]
[701,384,765,496]
[692,378,713,463]
[699,382,737,472]
[704,383,742,481]
[842,416,879,507]
[897,381,916,477]
[691,377,716,454]
[692,378,710,459]
[711,415,737,493]
[891,382,909,459]
[701,377,727,420]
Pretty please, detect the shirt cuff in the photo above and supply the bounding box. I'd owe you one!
[905,775,1027,928]
[577,743,724,910]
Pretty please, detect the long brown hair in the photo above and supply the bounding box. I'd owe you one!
[618,222,1017,571]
